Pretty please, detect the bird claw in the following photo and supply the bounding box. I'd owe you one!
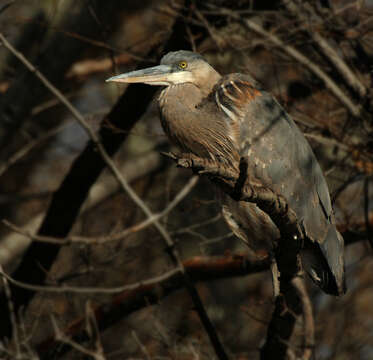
[160,151,178,160]
[178,158,193,168]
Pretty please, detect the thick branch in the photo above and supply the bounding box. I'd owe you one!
[260,277,302,359]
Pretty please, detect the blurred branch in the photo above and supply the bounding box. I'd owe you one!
[132,331,151,360]
[14,14,152,62]
[0,254,269,295]
[2,175,199,245]
[284,0,367,99]
[0,2,125,153]
[0,1,14,16]
[66,53,133,79]
[51,315,105,360]
[0,33,173,248]
[193,7,223,50]
[0,121,71,178]
[0,53,135,92]
[0,150,164,267]
[214,7,362,117]
[36,253,270,358]
[0,264,21,359]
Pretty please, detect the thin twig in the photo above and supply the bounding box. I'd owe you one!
[132,331,151,360]
[0,33,167,245]
[0,121,72,178]
[85,301,106,360]
[0,264,21,359]
[172,213,222,236]
[200,232,234,248]
[185,24,197,52]
[194,7,223,50]
[51,315,105,360]
[0,151,163,267]
[14,15,152,62]
[0,267,181,295]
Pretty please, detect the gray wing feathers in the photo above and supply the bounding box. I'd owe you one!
[218,74,345,294]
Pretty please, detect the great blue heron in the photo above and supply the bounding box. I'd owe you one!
[106,50,345,295]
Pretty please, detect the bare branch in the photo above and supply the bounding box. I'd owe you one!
[51,315,105,360]
[0,265,182,295]
[35,254,270,357]
[132,331,151,360]
[0,264,21,359]
[2,175,199,245]
[0,122,71,178]
[0,151,163,267]
[213,7,362,117]
[285,0,367,99]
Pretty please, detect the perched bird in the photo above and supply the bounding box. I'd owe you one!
[106,51,346,295]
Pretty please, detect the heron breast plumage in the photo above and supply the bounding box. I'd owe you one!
[159,82,240,166]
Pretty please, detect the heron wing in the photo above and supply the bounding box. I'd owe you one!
[215,73,345,294]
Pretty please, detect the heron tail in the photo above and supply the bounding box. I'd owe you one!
[300,225,346,296]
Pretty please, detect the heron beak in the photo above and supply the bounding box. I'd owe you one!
[106,65,192,86]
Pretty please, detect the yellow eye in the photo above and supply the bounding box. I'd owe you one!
[178,61,188,69]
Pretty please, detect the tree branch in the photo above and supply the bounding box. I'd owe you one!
[214,6,362,118]
[284,0,367,99]
[2,175,199,245]
[35,254,270,359]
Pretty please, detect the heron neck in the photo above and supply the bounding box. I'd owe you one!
[159,67,221,109]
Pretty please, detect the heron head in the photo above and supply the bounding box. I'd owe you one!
[106,50,221,90]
